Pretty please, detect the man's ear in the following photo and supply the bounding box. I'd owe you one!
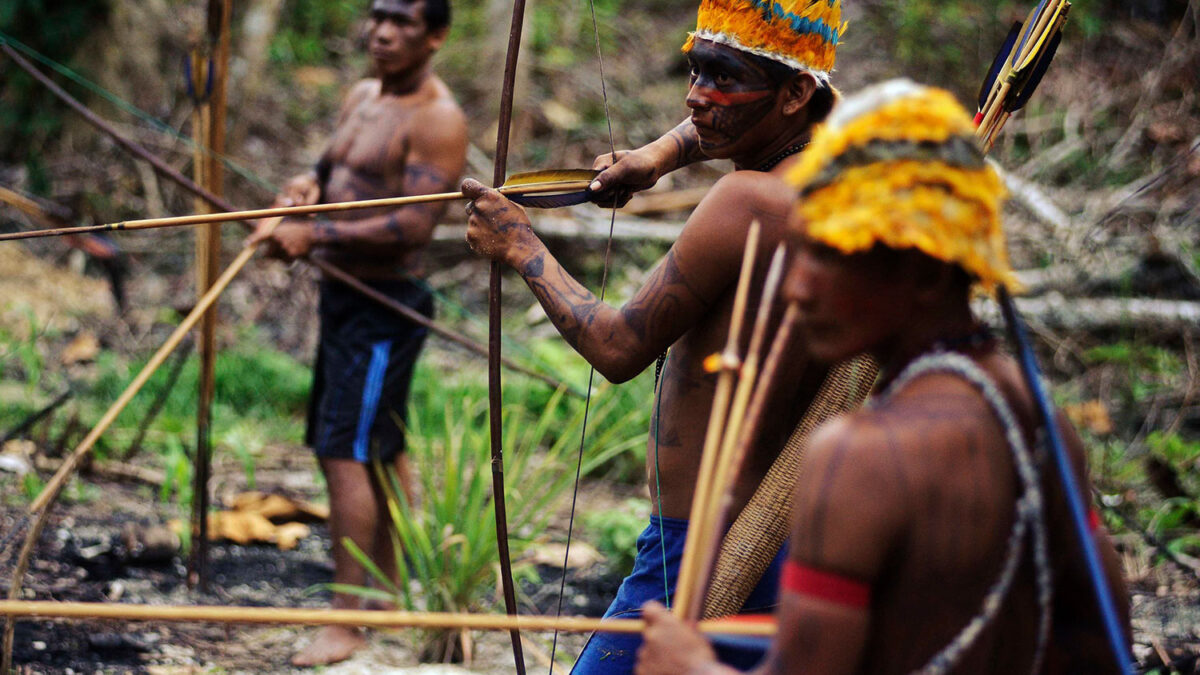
[782,72,818,117]
[426,26,449,51]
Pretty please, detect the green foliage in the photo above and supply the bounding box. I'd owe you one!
[269,0,364,66]
[1083,341,1185,403]
[88,339,310,445]
[333,375,645,658]
[583,498,648,572]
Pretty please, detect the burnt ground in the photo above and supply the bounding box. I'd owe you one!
[3,446,1200,673]
[0,442,626,674]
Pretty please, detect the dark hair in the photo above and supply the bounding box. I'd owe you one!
[369,0,450,33]
[422,0,450,32]
[747,51,836,125]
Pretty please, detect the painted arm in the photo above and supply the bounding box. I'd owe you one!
[588,118,706,207]
[251,103,467,259]
[462,173,754,383]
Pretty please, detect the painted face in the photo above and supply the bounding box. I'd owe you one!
[367,0,435,76]
[782,225,914,364]
[685,39,782,159]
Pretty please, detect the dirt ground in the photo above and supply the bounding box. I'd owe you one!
[0,439,624,674]
[2,439,1199,673]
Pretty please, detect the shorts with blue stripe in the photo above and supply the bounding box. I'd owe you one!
[570,515,784,674]
[306,278,432,462]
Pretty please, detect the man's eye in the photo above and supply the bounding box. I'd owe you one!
[714,72,733,86]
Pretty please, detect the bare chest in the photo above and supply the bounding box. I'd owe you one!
[323,98,414,186]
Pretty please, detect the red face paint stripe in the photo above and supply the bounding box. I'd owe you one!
[692,86,773,106]
[782,560,871,608]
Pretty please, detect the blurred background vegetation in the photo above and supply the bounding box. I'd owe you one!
[1,0,1198,670]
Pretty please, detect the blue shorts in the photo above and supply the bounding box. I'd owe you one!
[305,279,432,462]
[570,515,785,674]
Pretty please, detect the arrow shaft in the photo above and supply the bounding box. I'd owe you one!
[0,181,591,242]
[0,600,775,636]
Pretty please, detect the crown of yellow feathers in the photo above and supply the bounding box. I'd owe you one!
[783,79,1017,292]
[682,0,844,82]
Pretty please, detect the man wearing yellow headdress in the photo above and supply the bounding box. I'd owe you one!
[635,79,1129,675]
[460,1,845,672]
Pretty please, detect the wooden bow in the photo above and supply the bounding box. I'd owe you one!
[488,0,533,671]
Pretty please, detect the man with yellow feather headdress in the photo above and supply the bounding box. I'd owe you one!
[460,0,847,672]
[635,79,1130,675]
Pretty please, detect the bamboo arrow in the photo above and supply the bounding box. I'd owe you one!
[673,221,762,619]
[0,171,598,243]
[976,0,1071,152]
[0,600,775,637]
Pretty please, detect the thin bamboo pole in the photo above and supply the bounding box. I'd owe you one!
[188,35,219,591]
[0,601,775,636]
[28,218,283,516]
[2,219,282,672]
[673,220,761,618]
[0,181,593,242]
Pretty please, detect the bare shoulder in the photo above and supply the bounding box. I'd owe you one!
[680,170,790,248]
[412,78,467,137]
[346,78,380,106]
[700,170,791,213]
[791,410,911,575]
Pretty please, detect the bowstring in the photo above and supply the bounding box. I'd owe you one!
[546,0,620,668]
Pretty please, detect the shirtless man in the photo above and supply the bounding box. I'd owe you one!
[249,0,467,665]
[636,79,1131,675]
[461,1,844,671]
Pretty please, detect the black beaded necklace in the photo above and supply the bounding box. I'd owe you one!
[930,325,996,353]
[754,142,808,172]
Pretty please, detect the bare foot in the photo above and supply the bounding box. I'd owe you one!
[291,626,366,667]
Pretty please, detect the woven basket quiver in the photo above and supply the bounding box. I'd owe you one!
[702,353,879,619]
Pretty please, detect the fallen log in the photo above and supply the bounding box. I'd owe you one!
[976,294,1200,333]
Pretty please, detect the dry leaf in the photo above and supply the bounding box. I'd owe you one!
[274,522,311,551]
[61,332,100,365]
[1064,399,1113,435]
[207,511,276,544]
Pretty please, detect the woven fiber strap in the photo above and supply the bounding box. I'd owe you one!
[702,353,879,619]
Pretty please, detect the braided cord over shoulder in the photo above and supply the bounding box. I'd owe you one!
[876,352,1052,675]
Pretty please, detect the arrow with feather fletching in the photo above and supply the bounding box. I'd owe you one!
[976,0,1071,152]
[975,4,1133,673]
[0,169,599,242]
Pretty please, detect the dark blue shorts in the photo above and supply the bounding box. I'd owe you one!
[570,515,784,674]
[305,278,432,462]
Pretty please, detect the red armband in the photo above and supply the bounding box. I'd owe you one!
[781,560,871,609]
[1088,508,1102,532]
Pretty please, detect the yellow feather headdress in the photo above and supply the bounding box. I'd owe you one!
[783,79,1017,292]
[682,0,844,83]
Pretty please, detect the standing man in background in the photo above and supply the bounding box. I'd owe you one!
[250,0,467,666]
